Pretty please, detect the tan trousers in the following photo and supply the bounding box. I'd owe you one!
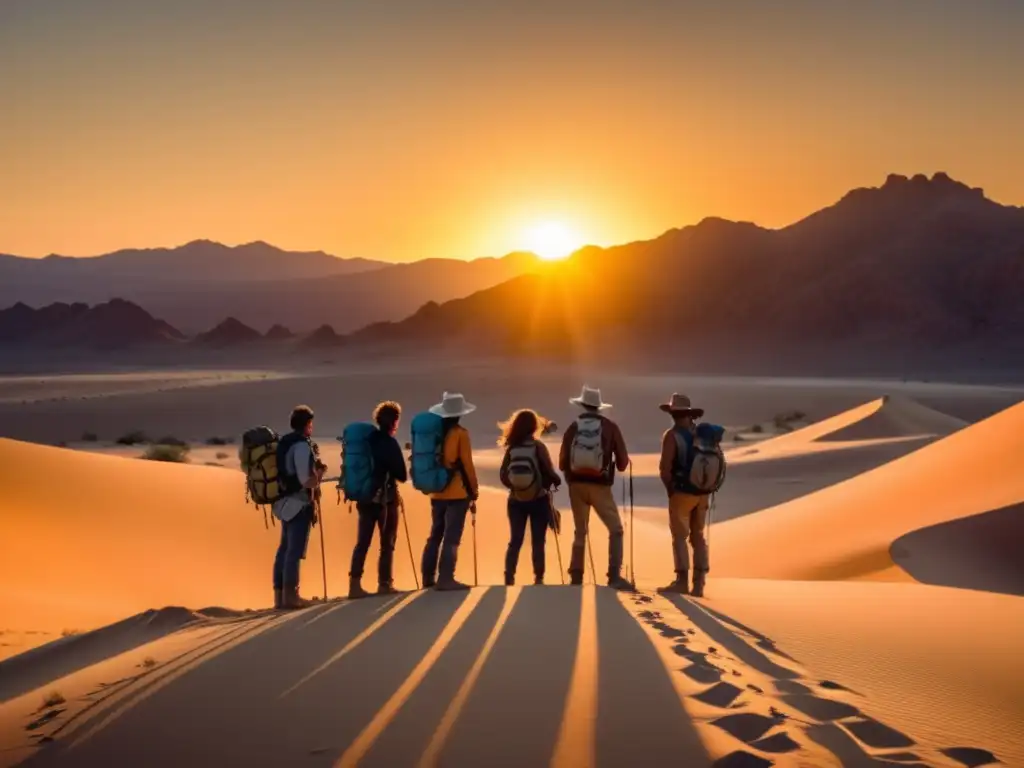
[668,493,710,573]
[568,483,623,579]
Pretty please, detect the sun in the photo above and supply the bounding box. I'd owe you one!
[523,221,583,261]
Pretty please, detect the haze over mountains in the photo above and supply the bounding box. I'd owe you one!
[2,173,1022,372]
[0,240,540,335]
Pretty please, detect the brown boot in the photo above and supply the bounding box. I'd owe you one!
[281,586,313,610]
[658,571,689,595]
[377,582,400,596]
[273,589,284,609]
[349,578,371,599]
[691,571,707,598]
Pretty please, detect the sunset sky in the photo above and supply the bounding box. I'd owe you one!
[2,0,1022,262]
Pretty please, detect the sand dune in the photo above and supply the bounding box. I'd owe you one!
[1,391,1021,766]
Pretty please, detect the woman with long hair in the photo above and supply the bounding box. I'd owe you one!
[498,408,561,585]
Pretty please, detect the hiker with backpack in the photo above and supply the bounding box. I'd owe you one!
[412,392,479,591]
[559,386,633,590]
[346,401,407,599]
[656,393,726,598]
[271,405,325,609]
[498,408,562,586]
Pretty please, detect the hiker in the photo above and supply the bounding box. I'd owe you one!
[272,405,325,609]
[348,401,407,599]
[657,393,714,597]
[498,408,561,586]
[419,392,479,591]
[559,386,633,589]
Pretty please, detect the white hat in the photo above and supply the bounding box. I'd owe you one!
[428,391,477,418]
[569,385,612,410]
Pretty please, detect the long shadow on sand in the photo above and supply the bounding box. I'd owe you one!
[0,607,229,704]
[890,502,1024,597]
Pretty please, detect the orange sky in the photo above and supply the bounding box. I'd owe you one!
[2,1,1022,261]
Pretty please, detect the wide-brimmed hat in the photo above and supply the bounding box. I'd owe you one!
[428,391,477,418]
[659,393,704,418]
[569,385,612,410]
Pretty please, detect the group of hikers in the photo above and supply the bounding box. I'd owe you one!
[261,385,725,611]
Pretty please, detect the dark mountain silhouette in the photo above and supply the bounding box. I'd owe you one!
[348,173,1024,361]
[193,317,262,347]
[0,241,539,335]
[301,324,344,347]
[264,324,294,341]
[0,299,184,349]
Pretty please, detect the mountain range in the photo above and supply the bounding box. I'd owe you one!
[2,173,1022,368]
[0,240,540,335]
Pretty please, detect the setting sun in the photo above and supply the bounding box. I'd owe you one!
[522,221,583,261]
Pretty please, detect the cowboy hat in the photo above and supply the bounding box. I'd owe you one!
[428,391,477,418]
[569,385,612,410]
[659,393,704,418]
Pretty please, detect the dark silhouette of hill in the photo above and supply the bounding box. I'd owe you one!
[0,242,540,335]
[347,173,1024,361]
[0,299,184,349]
[301,324,344,348]
[193,317,263,347]
[264,324,294,341]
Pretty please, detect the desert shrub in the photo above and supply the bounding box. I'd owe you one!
[205,436,232,446]
[116,430,149,446]
[142,444,189,463]
[81,431,99,442]
[773,410,807,427]
[155,435,188,447]
[60,629,80,638]
[215,452,229,460]
[750,424,763,434]
[141,657,157,669]
[41,691,66,708]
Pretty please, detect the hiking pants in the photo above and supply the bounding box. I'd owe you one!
[350,501,399,586]
[668,492,710,573]
[568,483,623,579]
[273,504,313,591]
[505,496,548,582]
[422,499,470,585]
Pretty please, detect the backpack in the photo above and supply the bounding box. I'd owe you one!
[240,426,282,507]
[410,412,453,494]
[506,441,542,501]
[569,414,605,477]
[339,422,378,503]
[674,423,727,495]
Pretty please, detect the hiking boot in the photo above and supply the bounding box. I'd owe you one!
[348,579,371,599]
[377,582,400,596]
[534,575,544,585]
[435,579,471,591]
[273,589,284,609]
[281,587,313,610]
[658,572,690,595]
[422,576,436,590]
[691,572,707,598]
[569,571,584,586]
[607,576,635,591]
[504,573,515,587]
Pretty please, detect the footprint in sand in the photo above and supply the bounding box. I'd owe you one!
[750,731,801,754]
[694,681,745,708]
[26,709,64,731]
[940,747,1001,767]
[843,714,916,749]
[709,713,778,742]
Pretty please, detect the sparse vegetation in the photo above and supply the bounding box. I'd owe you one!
[141,656,158,669]
[81,431,99,442]
[773,410,808,432]
[205,436,233,446]
[60,629,80,638]
[751,424,764,434]
[155,435,188,447]
[41,691,65,709]
[215,451,230,460]
[116,430,149,446]
[142,444,190,463]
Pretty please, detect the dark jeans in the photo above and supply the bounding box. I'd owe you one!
[350,501,399,586]
[506,496,548,581]
[273,504,313,590]
[421,499,470,585]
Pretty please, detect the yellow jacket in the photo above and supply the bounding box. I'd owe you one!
[430,425,479,501]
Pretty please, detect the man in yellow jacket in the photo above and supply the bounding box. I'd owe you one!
[421,392,479,590]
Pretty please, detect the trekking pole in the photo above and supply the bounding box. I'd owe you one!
[629,460,635,588]
[471,501,479,587]
[548,494,566,585]
[316,495,327,600]
[399,496,420,590]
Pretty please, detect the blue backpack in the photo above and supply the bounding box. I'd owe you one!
[410,412,453,494]
[339,422,378,503]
